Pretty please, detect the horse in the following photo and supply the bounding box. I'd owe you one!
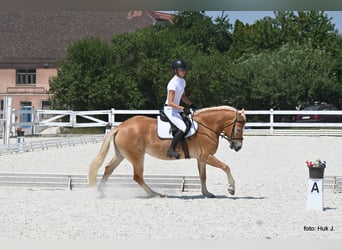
[88,105,246,198]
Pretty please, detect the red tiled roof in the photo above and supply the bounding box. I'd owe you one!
[146,11,174,22]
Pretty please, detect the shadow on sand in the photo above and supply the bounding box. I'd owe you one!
[164,194,267,200]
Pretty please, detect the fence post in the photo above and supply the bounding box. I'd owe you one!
[108,108,114,127]
[111,108,115,126]
[3,96,12,145]
[269,109,274,134]
[30,108,34,135]
[11,109,15,136]
[70,111,76,127]
[32,109,37,135]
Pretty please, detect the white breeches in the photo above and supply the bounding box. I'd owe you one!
[163,106,186,132]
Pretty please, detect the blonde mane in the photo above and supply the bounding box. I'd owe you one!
[196,105,237,114]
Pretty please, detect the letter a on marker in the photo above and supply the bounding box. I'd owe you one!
[311,182,319,193]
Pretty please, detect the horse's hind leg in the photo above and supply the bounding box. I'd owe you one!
[131,156,164,198]
[206,154,235,195]
[98,153,124,198]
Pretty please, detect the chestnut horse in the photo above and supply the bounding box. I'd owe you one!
[88,106,246,198]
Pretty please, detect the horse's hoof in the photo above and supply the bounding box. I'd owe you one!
[148,192,165,198]
[155,193,165,198]
[97,189,106,199]
[98,192,106,199]
[203,192,216,198]
[228,187,235,195]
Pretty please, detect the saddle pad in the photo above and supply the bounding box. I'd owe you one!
[157,116,198,139]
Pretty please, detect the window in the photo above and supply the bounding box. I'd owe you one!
[42,101,51,110]
[16,69,36,85]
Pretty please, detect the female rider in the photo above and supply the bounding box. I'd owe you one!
[164,59,196,159]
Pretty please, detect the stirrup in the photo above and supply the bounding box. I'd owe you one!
[167,149,180,159]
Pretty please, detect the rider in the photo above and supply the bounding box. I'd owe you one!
[164,59,196,159]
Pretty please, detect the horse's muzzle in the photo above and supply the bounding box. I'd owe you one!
[230,141,242,152]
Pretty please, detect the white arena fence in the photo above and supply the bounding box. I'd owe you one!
[0,172,202,192]
[0,135,104,155]
[2,108,342,143]
[0,172,339,193]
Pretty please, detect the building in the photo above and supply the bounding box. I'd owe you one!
[0,11,172,121]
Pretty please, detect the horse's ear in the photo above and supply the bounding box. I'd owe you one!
[239,109,246,120]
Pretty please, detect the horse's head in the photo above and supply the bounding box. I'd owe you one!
[223,109,246,152]
[194,106,246,152]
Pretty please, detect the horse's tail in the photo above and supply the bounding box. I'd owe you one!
[88,127,118,186]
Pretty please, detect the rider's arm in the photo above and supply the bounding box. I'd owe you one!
[181,92,192,106]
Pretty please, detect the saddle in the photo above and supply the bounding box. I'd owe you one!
[157,110,198,159]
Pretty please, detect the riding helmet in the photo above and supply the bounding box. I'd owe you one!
[172,59,188,71]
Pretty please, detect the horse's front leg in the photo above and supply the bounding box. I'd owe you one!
[197,158,215,198]
[206,154,235,195]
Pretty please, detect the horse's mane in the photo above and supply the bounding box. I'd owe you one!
[195,105,237,114]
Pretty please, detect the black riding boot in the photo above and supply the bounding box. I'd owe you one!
[167,130,185,159]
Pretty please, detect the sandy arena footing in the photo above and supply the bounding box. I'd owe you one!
[0,136,341,239]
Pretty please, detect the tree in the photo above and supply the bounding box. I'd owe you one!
[173,11,233,53]
[49,11,342,112]
[274,11,337,49]
[49,37,144,110]
[49,11,235,110]
[229,11,339,58]
[227,43,341,109]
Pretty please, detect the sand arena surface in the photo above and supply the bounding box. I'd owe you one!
[0,135,341,239]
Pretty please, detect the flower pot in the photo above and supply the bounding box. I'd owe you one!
[308,167,325,179]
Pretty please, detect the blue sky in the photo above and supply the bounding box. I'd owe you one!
[164,11,342,33]
[211,11,342,33]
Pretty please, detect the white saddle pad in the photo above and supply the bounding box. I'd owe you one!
[157,116,198,139]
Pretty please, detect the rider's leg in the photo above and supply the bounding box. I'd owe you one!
[181,112,191,136]
[167,129,184,159]
[163,106,187,159]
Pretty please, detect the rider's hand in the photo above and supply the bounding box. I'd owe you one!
[183,107,191,116]
[190,103,197,111]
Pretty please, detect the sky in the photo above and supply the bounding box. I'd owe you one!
[164,11,342,34]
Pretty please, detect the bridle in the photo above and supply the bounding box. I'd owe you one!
[222,114,245,141]
[193,111,245,142]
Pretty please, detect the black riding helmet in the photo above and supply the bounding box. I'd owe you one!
[172,59,188,71]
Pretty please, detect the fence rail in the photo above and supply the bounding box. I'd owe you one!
[0,172,340,193]
[0,135,104,155]
[322,176,342,193]
[245,110,342,129]
[0,172,201,192]
[10,108,342,128]
[3,107,342,143]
